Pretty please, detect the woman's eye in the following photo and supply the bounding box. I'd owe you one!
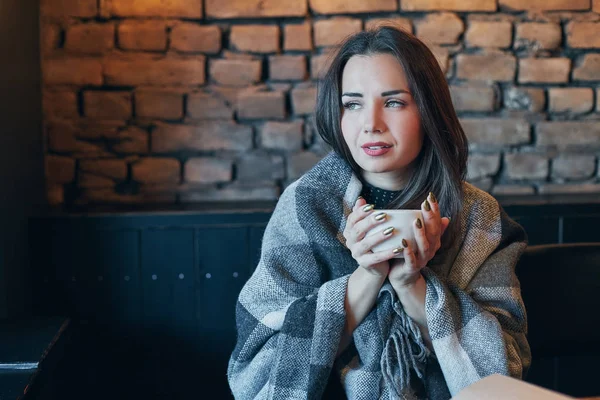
[343,102,361,110]
[386,100,405,108]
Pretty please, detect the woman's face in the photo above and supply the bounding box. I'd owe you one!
[340,53,423,190]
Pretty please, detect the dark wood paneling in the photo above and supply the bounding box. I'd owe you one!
[141,228,195,338]
[563,216,600,243]
[512,216,560,245]
[27,201,600,398]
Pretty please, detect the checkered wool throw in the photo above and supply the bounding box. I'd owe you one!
[228,152,531,399]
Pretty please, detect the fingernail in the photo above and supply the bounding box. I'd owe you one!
[356,196,363,203]
[362,204,374,212]
[383,227,394,236]
[374,212,387,221]
[393,247,403,254]
[402,238,408,248]
[416,218,422,229]
[424,199,431,211]
[429,192,437,203]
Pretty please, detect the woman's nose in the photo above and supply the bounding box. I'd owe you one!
[362,107,384,133]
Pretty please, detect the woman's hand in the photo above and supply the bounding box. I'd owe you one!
[389,192,450,289]
[344,197,400,277]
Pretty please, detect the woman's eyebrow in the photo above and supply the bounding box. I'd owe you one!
[341,92,362,97]
[381,89,410,96]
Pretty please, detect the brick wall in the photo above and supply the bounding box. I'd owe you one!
[40,0,600,207]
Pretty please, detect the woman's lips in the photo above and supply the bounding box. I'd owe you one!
[362,142,392,156]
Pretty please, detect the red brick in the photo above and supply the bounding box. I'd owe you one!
[113,126,149,154]
[269,55,306,81]
[548,88,594,113]
[402,0,496,11]
[291,87,317,115]
[465,21,512,48]
[184,158,233,184]
[456,53,516,81]
[515,23,562,50]
[41,0,97,17]
[365,18,413,33]
[573,54,600,80]
[73,120,124,140]
[171,24,221,54]
[80,159,128,179]
[180,184,279,202]
[536,121,600,147]
[205,0,307,18]
[152,122,253,152]
[594,0,600,12]
[43,91,78,119]
[284,23,313,51]
[65,24,114,55]
[450,85,497,112]
[118,21,167,52]
[492,185,536,196]
[84,91,132,119]
[79,188,176,205]
[41,24,60,54]
[499,0,589,10]
[187,92,233,119]
[460,118,530,147]
[567,22,600,48]
[467,153,501,180]
[230,25,280,53]
[552,154,596,179]
[209,59,262,86]
[44,58,103,86]
[237,91,285,120]
[314,18,362,47]
[205,85,243,106]
[416,13,464,45]
[310,49,336,78]
[47,185,65,206]
[237,152,285,182]
[505,153,548,180]
[539,183,600,195]
[101,0,202,18]
[504,87,546,112]
[132,158,180,184]
[135,90,184,120]
[519,58,570,83]
[46,155,76,184]
[104,57,205,86]
[47,122,108,155]
[288,152,322,179]
[79,174,115,189]
[425,45,448,74]
[261,121,304,151]
[309,0,396,14]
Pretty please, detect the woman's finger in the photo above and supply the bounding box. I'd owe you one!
[353,223,396,257]
[344,198,372,241]
[412,216,429,261]
[421,195,440,240]
[357,246,402,267]
[401,239,419,273]
[440,217,451,236]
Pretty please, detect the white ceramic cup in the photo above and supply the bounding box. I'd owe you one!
[366,209,423,258]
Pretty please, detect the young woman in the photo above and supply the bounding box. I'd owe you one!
[228,26,531,400]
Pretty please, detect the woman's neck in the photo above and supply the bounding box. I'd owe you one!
[362,169,410,191]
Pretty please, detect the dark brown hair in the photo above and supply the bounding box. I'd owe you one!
[315,26,468,240]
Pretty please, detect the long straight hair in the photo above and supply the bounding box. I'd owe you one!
[315,26,468,242]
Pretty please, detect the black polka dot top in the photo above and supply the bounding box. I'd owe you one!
[361,181,403,209]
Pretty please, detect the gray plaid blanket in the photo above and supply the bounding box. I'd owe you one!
[228,152,531,399]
